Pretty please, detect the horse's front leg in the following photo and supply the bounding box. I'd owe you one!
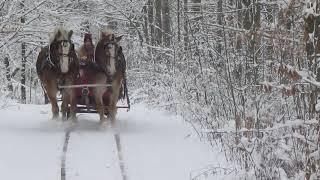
[108,96,118,124]
[108,79,121,124]
[63,77,77,122]
[61,90,68,121]
[68,88,77,122]
[94,87,107,124]
[45,80,59,120]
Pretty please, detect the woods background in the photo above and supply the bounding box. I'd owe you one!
[0,0,319,179]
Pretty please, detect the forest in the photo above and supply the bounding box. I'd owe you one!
[0,0,319,179]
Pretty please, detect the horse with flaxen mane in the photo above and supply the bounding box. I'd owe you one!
[36,27,79,121]
[93,29,126,124]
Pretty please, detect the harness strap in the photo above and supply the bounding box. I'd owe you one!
[46,51,55,67]
[39,47,55,74]
[118,47,130,110]
[123,71,130,111]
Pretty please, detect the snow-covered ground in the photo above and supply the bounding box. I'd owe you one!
[0,103,229,180]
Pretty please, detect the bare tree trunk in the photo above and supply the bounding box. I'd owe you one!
[162,0,171,47]
[143,4,149,45]
[236,0,242,50]
[191,0,201,13]
[183,0,189,50]
[21,46,26,103]
[155,0,162,45]
[191,0,202,26]
[21,1,26,104]
[4,57,13,92]
[177,0,181,42]
[217,0,223,54]
[148,0,154,46]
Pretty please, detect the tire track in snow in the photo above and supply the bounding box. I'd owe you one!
[61,130,71,180]
[114,133,127,180]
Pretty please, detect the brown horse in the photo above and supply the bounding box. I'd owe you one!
[94,29,125,124]
[36,27,79,121]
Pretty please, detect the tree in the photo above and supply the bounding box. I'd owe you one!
[4,57,13,92]
[20,0,26,104]
[177,0,181,42]
[162,0,171,47]
[154,0,162,45]
[183,0,189,50]
[148,0,155,46]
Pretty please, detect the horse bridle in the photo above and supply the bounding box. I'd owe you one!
[46,40,76,73]
[104,41,119,58]
[56,40,75,59]
[101,40,120,84]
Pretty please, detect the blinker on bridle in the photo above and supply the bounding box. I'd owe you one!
[55,40,71,47]
[104,42,116,49]
[56,40,74,56]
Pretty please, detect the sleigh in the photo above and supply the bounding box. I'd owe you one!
[58,61,130,114]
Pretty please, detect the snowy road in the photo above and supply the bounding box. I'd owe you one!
[0,103,226,180]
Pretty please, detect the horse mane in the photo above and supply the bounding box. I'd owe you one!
[49,26,69,43]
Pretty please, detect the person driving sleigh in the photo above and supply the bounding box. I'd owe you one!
[78,33,94,62]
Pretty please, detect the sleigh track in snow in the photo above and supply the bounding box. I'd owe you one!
[61,130,71,180]
[114,133,127,180]
[59,123,127,180]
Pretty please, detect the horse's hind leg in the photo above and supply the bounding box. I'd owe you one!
[45,80,59,120]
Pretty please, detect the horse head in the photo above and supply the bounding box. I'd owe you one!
[50,27,75,74]
[96,29,123,76]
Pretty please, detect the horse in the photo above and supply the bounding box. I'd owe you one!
[36,27,79,121]
[94,29,125,124]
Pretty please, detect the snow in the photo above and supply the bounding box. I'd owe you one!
[67,130,122,180]
[0,104,62,180]
[316,102,320,112]
[0,103,227,180]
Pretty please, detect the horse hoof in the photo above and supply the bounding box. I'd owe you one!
[61,115,67,122]
[70,120,77,127]
[108,116,116,124]
[100,118,108,125]
[52,116,59,121]
[70,117,78,123]
[98,121,108,130]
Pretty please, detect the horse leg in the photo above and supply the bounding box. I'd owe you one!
[108,91,118,124]
[109,79,121,124]
[94,87,107,124]
[64,78,77,122]
[68,88,77,122]
[45,80,59,120]
[61,90,68,121]
[108,101,117,124]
